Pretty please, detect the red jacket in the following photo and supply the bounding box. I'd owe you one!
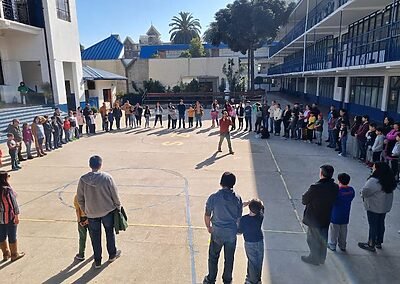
[219,117,232,134]
[63,120,71,130]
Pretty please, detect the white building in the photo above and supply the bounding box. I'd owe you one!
[0,0,84,111]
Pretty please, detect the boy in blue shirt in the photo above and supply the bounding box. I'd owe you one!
[328,173,355,251]
[238,199,264,284]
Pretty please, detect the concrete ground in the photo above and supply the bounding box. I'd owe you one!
[1,94,399,283]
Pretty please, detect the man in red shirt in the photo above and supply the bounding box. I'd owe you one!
[218,111,234,155]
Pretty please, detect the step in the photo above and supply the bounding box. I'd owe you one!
[0,105,53,115]
[0,111,62,131]
[0,106,56,121]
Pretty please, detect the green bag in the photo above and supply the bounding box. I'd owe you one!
[114,207,128,234]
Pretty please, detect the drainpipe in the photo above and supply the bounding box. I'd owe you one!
[41,0,54,106]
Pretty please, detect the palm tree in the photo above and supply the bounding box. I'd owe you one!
[169,12,202,44]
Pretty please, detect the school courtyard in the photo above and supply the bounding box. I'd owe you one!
[1,98,400,284]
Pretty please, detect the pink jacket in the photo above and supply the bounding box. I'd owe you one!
[22,128,34,143]
[386,129,399,141]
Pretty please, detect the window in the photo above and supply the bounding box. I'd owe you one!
[388,76,400,113]
[350,77,384,108]
[87,80,95,90]
[319,77,335,99]
[0,57,4,85]
[57,0,71,22]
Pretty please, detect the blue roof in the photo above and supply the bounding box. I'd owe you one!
[82,65,127,81]
[81,35,123,60]
[139,43,230,59]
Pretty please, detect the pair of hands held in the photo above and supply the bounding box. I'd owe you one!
[206,201,250,234]
[78,220,89,227]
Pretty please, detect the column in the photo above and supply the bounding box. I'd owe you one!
[333,77,341,102]
[304,77,308,94]
[295,77,299,92]
[51,60,67,106]
[344,76,351,104]
[0,1,4,19]
[316,77,320,97]
[381,75,390,112]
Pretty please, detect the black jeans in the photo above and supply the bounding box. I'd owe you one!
[154,115,163,126]
[238,117,244,129]
[167,115,172,128]
[274,119,282,135]
[178,115,185,128]
[306,226,328,264]
[367,211,386,246]
[245,116,252,131]
[188,117,194,128]
[115,117,121,129]
[204,234,236,284]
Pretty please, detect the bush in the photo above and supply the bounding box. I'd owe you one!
[172,85,181,93]
[91,107,98,114]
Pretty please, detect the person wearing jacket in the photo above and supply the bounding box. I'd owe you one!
[244,101,252,132]
[355,115,370,161]
[371,127,385,162]
[301,165,339,265]
[77,156,122,269]
[0,171,25,262]
[177,100,186,129]
[236,103,245,130]
[268,101,276,133]
[358,162,396,252]
[273,104,283,136]
[6,119,25,162]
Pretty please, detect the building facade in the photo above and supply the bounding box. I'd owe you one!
[0,0,84,111]
[267,0,400,121]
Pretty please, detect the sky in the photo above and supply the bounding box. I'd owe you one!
[76,0,233,48]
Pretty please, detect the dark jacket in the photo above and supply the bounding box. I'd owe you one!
[6,124,22,142]
[302,178,339,228]
[356,122,370,141]
[113,107,122,118]
[177,104,186,116]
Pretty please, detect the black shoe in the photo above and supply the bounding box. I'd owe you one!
[94,260,101,269]
[19,158,26,162]
[108,250,121,262]
[358,242,376,252]
[301,255,319,266]
[375,244,382,249]
[339,247,347,252]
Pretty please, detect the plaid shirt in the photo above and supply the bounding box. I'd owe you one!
[0,187,19,224]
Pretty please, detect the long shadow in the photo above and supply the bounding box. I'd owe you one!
[70,262,110,284]
[195,152,230,169]
[146,128,170,136]
[42,257,94,284]
[196,127,213,134]
[208,130,220,137]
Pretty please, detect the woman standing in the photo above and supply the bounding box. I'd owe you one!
[237,103,245,130]
[154,102,164,128]
[112,103,123,130]
[382,117,394,136]
[76,107,85,137]
[195,101,204,128]
[211,100,219,128]
[31,116,46,157]
[358,162,396,252]
[350,116,362,158]
[0,171,25,262]
[384,122,400,167]
[282,105,292,138]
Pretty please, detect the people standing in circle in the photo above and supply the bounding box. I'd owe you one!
[203,172,242,284]
[244,101,252,132]
[134,103,143,128]
[237,103,244,131]
[195,101,204,128]
[77,156,122,269]
[112,103,122,130]
[177,99,186,129]
[211,100,220,128]
[31,116,46,157]
[154,102,164,128]
[301,165,338,265]
[218,111,234,155]
[358,162,396,252]
[0,171,25,262]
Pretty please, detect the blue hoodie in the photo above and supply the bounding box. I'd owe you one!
[331,186,355,224]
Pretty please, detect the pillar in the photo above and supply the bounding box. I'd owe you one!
[344,76,351,103]
[381,75,390,112]
[304,77,308,94]
[333,77,341,102]
[295,77,299,92]
[316,77,320,97]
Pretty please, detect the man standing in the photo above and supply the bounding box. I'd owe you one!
[77,156,122,269]
[301,165,339,265]
[218,111,234,155]
[122,100,133,128]
[203,172,243,284]
[6,119,25,161]
[177,99,186,129]
[261,102,269,131]
[268,101,276,133]
[99,102,107,131]
[244,101,252,132]
[83,103,91,134]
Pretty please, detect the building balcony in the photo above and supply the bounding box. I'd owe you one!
[0,0,30,25]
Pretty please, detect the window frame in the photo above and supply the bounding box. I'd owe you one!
[56,0,71,22]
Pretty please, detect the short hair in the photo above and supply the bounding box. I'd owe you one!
[89,155,102,169]
[7,133,14,138]
[249,199,264,215]
[376,127,383,133]
[338,173,350,185]
[320,165,334,179]
[370,123,377,128]
[363,115,370,121]
[220,172,236,188]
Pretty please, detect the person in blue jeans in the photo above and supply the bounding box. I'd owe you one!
[338,122,348,157]
[203,172,243,284]
[77,156,122,269]
[238,199,264,284]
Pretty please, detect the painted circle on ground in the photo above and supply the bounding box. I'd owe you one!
[57,167,188,211]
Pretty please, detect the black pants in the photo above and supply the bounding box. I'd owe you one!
[85,116,90,133]
[245,117,252,131]
[45,131,52,150]
[390,159,399,181]
[168,115,172,128]
[136,115,142,126]
[238,117,243,129]
[367,211,386,246]
[283,120,290,138]
[372,151,382,163]
[53,131,60,148]
[274,119,282,135]
[172,119,177,129]
[307,129,314,142]
[306,226,328,264]
[154,115,162,126]
[231,116,236,130]
[115,117,121,129]
[79,125,83,135]
[178,115,185,128]
[188,117,193,128]
[255,117,262,132]
[203,235,236,284]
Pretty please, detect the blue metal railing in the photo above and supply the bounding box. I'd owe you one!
[1,0,30,24]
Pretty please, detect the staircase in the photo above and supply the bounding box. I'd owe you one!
[0,105,62,142]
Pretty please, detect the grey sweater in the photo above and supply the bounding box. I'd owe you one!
[77,171,121,218]
[371,135,385,152]
[360,177,393,214]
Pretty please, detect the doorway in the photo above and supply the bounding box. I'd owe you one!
[65,80,76,110]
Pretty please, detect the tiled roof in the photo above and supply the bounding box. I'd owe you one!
[81,35,123,60]
[82,65,127,81]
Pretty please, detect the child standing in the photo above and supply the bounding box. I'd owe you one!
[144,105,151,128]
[43,115,53,151]
[365,123,377,167]
[187,105,195,128]
[88,111,96,134]
[288,112,297,139]
[314,114,324,145]
[306,112,316,143]
[371,127,384,163]
[108,110,114,131]
[51,116,61,149]
[170,106,177,129]
[22,123,34,159]
[73,194,88,261]
[238,199,264,284]
[338,122,348,157]
[296,112,304,140]
[7,133,20,171]
[63,117,71,143]
[328,173,355,251]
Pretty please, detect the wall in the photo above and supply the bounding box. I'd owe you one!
[126,59,149,93]
[83,59,127,94]
[86,80,117,107]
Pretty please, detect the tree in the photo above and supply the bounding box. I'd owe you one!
[143,78,165,93]
[189,37,205,57]
[185,79,200,92]
[204,0,295,90]
[169,12,202,44]
[223,58,245,92]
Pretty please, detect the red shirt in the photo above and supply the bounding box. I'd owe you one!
[219,117,232,134]
[63,120,71,130]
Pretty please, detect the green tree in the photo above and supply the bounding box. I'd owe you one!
[184,79,200,92]
[188,37,205,57]
[143,78,165,93]
[222,58,245,92]
[169,12,202,44]
[204,0,295,90]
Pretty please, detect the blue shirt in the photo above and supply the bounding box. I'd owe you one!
[238,213,264,242]
[205,188,242,241]
[330,186,355,224]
